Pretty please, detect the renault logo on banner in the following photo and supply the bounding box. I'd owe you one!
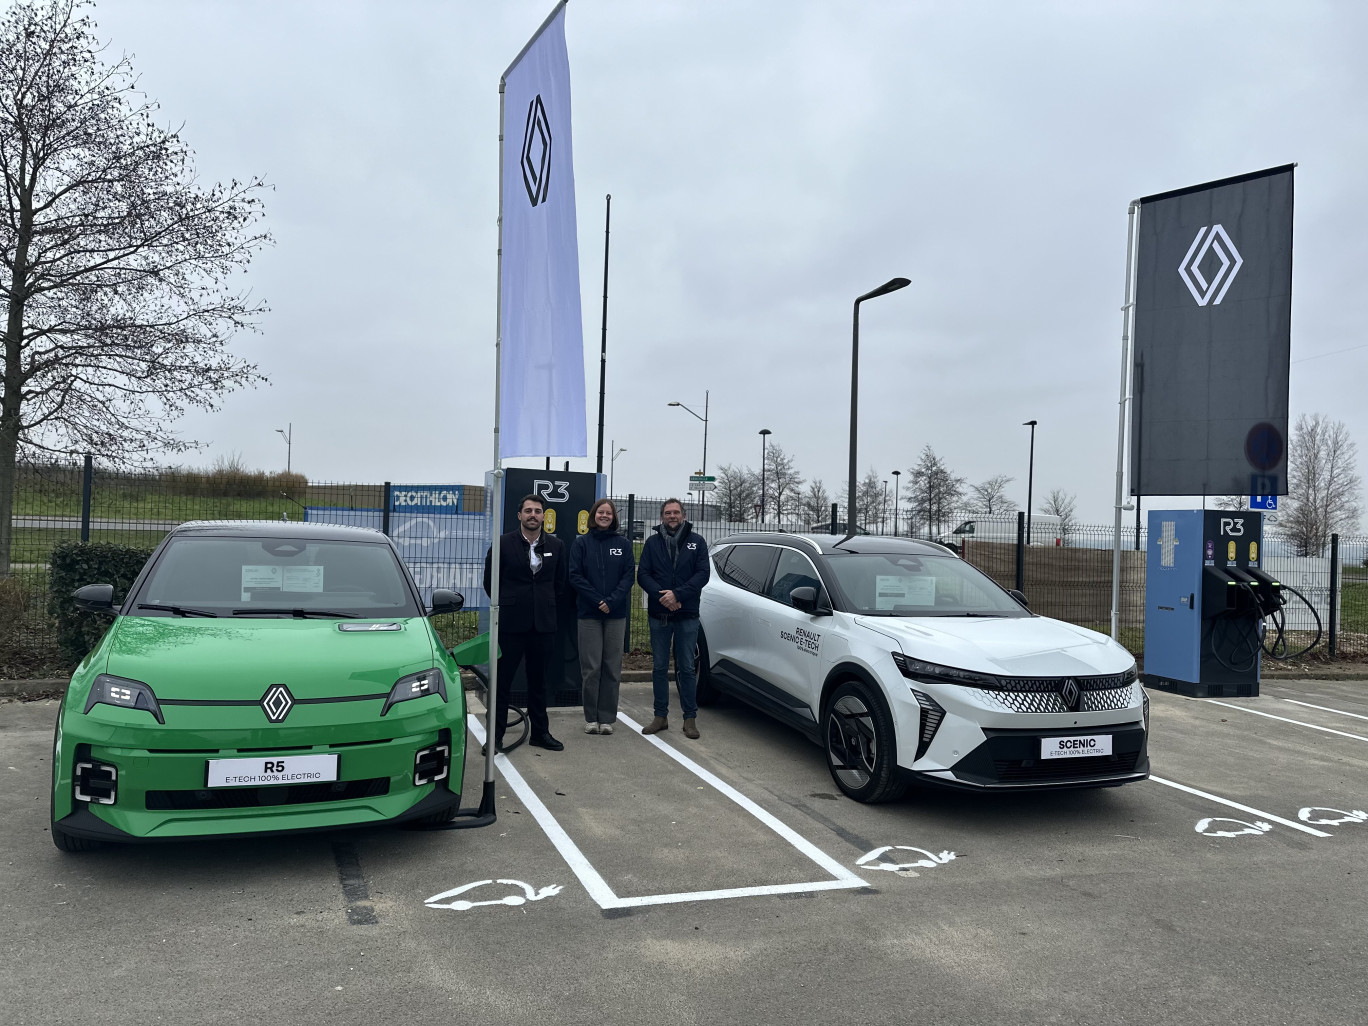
[521,94,552,207]
[1178,224,1243,306]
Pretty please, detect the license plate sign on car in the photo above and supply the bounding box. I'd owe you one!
[1041,735,1112,760]
[207,754,339,788]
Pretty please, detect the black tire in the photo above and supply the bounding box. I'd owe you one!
[51,823,105,852]
[412,802,460,828]
[823,678,907,803]
[695,630,719,706]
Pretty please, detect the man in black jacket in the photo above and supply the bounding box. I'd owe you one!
[636,498,710,739]
[483,494,567,751]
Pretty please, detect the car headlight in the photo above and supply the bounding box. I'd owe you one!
[83,674,164,723]
[891,653,1001,689]
[381,667,448,716]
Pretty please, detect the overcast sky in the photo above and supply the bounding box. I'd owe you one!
[83,0,1368,525]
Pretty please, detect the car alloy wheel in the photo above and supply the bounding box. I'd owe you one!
[823,679,907,804]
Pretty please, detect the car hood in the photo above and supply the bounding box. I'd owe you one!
[100,616,437,699]
[854,614,1133,677]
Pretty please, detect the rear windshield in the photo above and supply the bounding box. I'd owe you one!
[131,536,422,618]
[824,552,1027,617]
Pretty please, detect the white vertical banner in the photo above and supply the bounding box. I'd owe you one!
[499,2,586,458]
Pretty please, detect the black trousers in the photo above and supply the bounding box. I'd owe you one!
[495,630,553,741]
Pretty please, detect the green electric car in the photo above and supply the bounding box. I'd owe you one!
[51,520,469,851]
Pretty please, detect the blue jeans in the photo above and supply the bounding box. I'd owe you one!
[649,615,700,720]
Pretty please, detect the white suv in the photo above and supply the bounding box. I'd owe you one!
[698,534,1148,803]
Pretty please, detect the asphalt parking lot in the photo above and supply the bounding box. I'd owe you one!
[3,678,1366,1026]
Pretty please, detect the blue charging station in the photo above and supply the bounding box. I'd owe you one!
[1144,509,1282,698]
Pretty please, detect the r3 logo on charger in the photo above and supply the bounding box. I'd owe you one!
[1220,518,1245,537]
[532,480,570,503]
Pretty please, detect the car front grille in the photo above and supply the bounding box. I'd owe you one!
[970,684,1136,714]
[992,750,1141,782]
[145,777,390,810]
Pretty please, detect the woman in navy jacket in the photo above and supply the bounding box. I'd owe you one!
[568,498,636,734]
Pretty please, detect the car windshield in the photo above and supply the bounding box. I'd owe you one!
[823,551,1027,617]
[132,536,422,618]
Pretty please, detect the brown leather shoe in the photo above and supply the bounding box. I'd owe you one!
[683,718,700,739]
[641,716,668,735]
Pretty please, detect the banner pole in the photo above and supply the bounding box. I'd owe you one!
[1110,201,1139,641]
[485,75,509,790]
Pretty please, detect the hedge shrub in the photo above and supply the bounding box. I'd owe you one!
[47,542,155,666]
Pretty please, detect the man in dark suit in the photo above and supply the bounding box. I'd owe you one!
[483,493,567,751]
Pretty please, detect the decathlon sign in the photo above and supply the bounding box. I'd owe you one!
[391,485,465,514]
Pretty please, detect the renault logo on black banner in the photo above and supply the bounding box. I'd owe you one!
[1178,224,1243,306]
[261,684,294,723]
[521,94,552,207]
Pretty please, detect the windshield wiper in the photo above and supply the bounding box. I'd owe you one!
[935,612,1010,617]
[136,603,219,618]
[231,608,360,618]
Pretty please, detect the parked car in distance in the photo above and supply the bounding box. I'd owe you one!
[50,520,468,851]
[697,533,1147,803]
[939,514,1063,547]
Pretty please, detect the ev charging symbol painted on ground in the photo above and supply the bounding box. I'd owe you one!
[856,846,957,874]
[1298,808,1368,827]
[424,879,562,911]
[1195,818,1272,838]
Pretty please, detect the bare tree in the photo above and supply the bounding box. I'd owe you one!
[1283,413,1364,556]
[1213,495,1249,511]
[799,478,831,527]
[968,474,1018,514]
[764,443,804,524]
[839,467,884,531]
[0,0,271,572]
[907,446,965,538]
[714,463,759,522]
[1040,488,1078,542]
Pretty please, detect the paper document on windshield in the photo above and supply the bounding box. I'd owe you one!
[876,575,935,610]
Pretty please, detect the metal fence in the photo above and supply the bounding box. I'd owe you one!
[2,462,1365,679]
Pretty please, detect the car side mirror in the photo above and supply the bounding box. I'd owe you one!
[790,586,832,616]
[1008,589,1030,610]
[428,589,465,617]
[73,583,117,616]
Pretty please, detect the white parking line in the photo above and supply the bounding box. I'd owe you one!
[1148,775,1331,837]
[1205,699,1368,743]
[467,714,868,909]
[1279,699,1368,723]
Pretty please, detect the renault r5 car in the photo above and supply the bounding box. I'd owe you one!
[697,534,1148,803]
[51,520,467,850]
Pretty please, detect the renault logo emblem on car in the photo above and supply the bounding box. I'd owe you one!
[261,684,294,723]
[1060,678,1081,711]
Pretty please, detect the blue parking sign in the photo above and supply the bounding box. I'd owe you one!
[1250,494,1278,510]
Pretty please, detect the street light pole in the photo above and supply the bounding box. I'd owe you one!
[275,423,293,474]
[882,480,889,535]
[610,441,626,496]
[891,469,901,536]
[758,428,771,523]
[1023,419,1037,545]
[668,390,709,522]
[846,277,911,540]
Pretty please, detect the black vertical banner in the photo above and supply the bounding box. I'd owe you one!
[1130,165,1294,497]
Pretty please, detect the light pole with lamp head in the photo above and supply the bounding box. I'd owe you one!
[610,441,626,496]
[891,469,901,536]
[758,428,771,523]
[275,423,293,474]
[845,277,911,540]
[668,390,709,521]
[1023,419,1037,545]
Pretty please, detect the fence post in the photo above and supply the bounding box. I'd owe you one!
[80,453,93,543]
[381,481,392,537]
[1329,532,1339,659]
[830,502,838,531]
[1015,510,1025,592]
[624,493,635,653]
